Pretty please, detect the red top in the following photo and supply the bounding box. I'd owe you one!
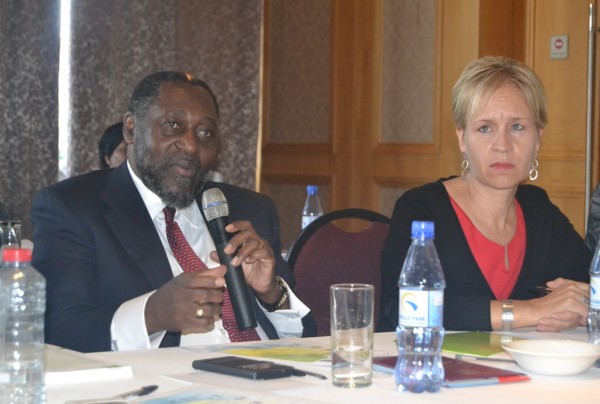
[450,198,526,300]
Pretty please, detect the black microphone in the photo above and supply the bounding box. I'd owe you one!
[201,188,257,330]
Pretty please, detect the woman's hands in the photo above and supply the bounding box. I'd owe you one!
[529,278,589,332]
[494,278,590,332]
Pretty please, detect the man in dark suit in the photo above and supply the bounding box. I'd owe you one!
[32,71,315,352]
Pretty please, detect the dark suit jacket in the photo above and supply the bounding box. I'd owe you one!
[31,164,315,352]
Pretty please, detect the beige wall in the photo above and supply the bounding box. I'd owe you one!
[261,0,599,249]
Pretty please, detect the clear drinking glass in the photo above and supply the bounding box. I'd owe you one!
[1,220,21,246]
[330,283,374,388]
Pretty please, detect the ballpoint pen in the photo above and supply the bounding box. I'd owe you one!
[65,385,159,404]
[528,285,590,304]
[528,285,552,296]
[454,354,515,363]
[114,385,159,399]
[291,368,328,380]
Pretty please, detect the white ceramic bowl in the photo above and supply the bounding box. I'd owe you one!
[502,339,600,376]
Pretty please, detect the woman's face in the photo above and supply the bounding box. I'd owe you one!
[457,83,541,190]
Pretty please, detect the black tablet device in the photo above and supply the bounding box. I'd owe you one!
[192,356,295,380]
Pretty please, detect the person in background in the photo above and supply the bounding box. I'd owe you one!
[0,200,12,220]
[32,71,315,352]
[585,182,600,254]
[378,56,590,334]
[98,122,127,169]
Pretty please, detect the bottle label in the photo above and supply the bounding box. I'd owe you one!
[591,276,600,310]
[302,215,320,229]
[398,289,444,327]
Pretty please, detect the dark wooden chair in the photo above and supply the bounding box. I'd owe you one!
[286,208,390,336]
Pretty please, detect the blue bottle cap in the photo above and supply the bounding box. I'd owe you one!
[307,185,318,195]
[411,221,435,238]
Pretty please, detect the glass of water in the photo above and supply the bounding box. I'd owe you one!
[330,283,374,388]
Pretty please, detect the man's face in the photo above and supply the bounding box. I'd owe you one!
[125,82,219,208]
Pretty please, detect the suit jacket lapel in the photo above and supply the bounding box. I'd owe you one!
[100,165,174,288]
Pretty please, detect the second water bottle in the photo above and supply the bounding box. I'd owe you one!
[395,221,446,393]
[301,185,323,229]
[588,240,600,367]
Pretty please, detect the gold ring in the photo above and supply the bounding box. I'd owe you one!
[195,305,204,319]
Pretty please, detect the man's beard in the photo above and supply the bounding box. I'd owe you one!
[134,142,208,209]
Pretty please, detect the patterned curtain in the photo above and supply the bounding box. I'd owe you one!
[66,0,262,191]
[0,0,60,238]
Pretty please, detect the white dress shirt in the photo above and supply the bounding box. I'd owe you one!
[110,162,309,350]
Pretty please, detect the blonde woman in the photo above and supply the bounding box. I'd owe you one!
[378,56,590,333]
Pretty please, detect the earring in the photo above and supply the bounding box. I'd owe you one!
[461,152,469,178]
[529,158,539,181]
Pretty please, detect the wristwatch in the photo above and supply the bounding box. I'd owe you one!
[257,276,289,312]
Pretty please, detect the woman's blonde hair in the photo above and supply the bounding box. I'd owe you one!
[451,56,548,131]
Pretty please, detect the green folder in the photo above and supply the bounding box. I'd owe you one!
[442,332,519,357]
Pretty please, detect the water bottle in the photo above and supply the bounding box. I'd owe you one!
[395,221,446,393]
[588,242,600,366]
[301,185,323,229]
[0,248,46,403]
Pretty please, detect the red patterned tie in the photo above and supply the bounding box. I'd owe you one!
[163,207,260,342]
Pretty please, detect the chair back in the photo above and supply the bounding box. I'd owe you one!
[286,208,390,336]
